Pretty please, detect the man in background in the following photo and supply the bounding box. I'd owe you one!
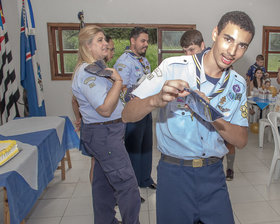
[180,29,205,55]
[114,27,156,203]
[246,54,266,82]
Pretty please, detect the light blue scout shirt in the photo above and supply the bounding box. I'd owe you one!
[72,63,123,124]
[133,55,248,160]
[114,50,151,87]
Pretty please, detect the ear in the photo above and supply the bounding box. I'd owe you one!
[212,26,218,42]
[200,42,205,50]
[130,37,136,46]
[86,40,92,51]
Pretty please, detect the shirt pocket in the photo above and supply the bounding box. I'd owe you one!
[169,98,191,117]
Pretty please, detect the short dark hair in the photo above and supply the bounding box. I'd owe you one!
[217,11,255,41]
[256,54,264,61]
[254,66,263,74]
[105,34,112,43]
[130,27,148,40]
[180,29,204,48]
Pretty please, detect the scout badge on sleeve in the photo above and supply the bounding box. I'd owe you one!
[84,60,113,78]
[185,89,224,122]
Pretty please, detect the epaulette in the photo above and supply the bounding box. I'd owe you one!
[165,55,191,65]
[84,60,112,78]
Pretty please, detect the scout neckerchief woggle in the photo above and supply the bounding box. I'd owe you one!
[192,47,230,100]
[125,47,150,75]
[191,47,231,120]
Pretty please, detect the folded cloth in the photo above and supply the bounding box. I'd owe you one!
[84,60,112,78]
[185,89,224,122]
[120,86,136,104]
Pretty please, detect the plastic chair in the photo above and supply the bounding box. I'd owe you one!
[259,118,272,148]
[267,112,280,186]
[259,104,278,148]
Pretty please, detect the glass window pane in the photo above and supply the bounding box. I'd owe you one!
[269,33,280,51]
[64,53,78,73]
[62,30,79,50]
[55,30,59,51]
[162,31,185,50]
[146,44,158,71]
[162,52,184,60]
[57,53,61,73]
[267,53,280,72]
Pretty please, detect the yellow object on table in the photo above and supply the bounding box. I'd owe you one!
[0,140,20,166]
[268,86,278,97]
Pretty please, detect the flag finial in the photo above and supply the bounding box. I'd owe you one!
[77,11,84,29]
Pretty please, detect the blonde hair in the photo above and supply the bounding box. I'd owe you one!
[73,25,105,76]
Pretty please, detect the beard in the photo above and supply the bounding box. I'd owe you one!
[140,52,146,57]
[135,46,148,57]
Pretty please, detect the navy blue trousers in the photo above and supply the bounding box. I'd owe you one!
[125,113,154,187]
[81,122,140,224]
[156,157,234,224]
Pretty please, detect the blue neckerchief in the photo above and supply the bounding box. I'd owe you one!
[124,46,149,74]
[192,47,230,100]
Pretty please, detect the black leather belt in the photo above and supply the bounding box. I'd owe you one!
[90,118,122,125]
[161,154,222,168]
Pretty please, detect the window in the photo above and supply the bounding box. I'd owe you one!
[262,26,280,77]
[47,23,80,80]
[158,28,192,63]
[48,23,195,80]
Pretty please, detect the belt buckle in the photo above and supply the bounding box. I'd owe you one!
[192,159,203,167]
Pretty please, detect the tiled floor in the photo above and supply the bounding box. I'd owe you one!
[2,129,280,224]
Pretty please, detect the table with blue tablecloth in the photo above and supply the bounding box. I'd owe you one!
[0,116,79,224]
[248,96,276,118]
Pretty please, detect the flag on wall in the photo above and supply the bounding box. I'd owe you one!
[20,0,46,116]
[0,0,20,125]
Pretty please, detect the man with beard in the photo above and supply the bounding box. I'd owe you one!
[114,27,156,203]
[122,11,254,223]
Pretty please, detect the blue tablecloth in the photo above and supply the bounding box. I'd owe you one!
[250,97,274,110]
[0,116,79,224]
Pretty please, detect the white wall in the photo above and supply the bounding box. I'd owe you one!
[3,0,280,120]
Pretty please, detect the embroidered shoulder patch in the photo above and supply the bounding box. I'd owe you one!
[147,73,154,80]
[84,77,96,88]
[117,63,126,68]
[153,67,162,77]
[240,102,248,119]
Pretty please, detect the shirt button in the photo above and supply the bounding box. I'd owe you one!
[201,137,203,140]
[202,153,206,156]
[182,112,185,115]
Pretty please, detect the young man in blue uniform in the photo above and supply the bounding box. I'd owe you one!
[122,11,254,224]
[114,27,156,200]
[180,29,236,181]
[246,54,266,81]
